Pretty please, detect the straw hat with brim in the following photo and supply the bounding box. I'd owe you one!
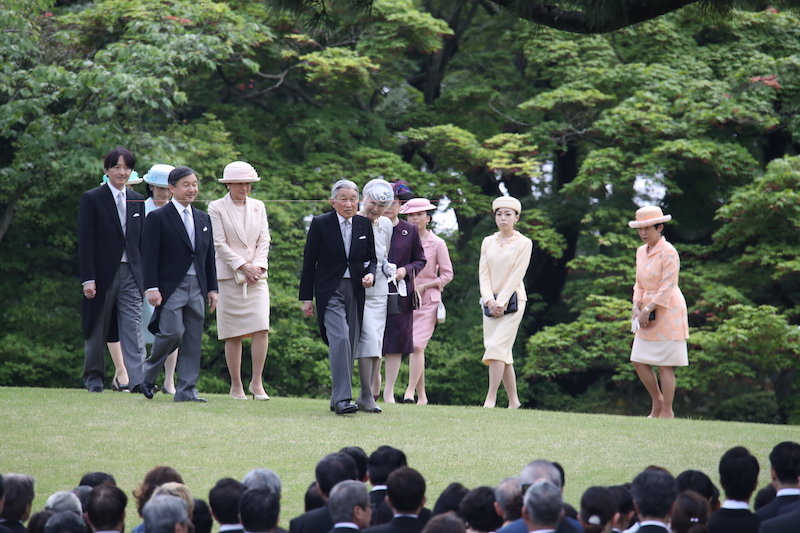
[492,196,522,214]
[628,206,672,228]
[219,161,260,183]
[143,164,175,187]
[400,198,436,214]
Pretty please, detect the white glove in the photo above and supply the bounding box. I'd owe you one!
[383,262,397,278]
[631,317,640,334]
[397,279,408,297]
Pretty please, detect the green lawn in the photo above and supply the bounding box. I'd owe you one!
[2,387,799,527]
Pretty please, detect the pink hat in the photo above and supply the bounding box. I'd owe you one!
[219,161,260,183]
[628,206,672,228]
[400,198,436,214]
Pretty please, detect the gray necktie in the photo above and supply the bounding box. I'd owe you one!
[342,219,351,257]
[116,192,126,233]
[183,207,194,248]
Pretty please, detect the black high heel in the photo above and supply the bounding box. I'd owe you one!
[111,377,129,392]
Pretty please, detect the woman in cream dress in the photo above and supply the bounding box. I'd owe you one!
[353,179,395,413]
[479,196,532,409]
[401,197,454,405]
[208,161,271,400]
[629,205,689,419]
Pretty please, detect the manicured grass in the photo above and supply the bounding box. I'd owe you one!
[2,386,799,526]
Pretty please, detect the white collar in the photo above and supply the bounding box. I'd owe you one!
[777,488,800,497]
[108,182,126,198]
[639,521,668,528]
[333,523,359,530]
[371,485,387,491]
[172,198,191,212]
[721,500,751,510]
[219,525,244,532]
[336,212,352,225]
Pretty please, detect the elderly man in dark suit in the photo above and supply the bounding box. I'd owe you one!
[141,166,218,402]
[300,180,377,415]
[78,147,147,393]
[327,481,372,533]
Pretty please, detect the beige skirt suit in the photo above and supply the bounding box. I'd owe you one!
[208,193,270,339]
[479,231,533,364]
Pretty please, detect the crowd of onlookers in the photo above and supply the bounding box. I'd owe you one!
[2,443,799,533]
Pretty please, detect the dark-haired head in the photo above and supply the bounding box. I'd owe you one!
[209,478,246,526]
[86,484,127,532]
[239,488,280,533]
[432,483,469,516]
[670,491,709,533]
[133,466,184,516]
[168,166,196,187]
[368,446,407,486]
[676,471,716,503]
[630,469,677,521]
[769,441,800,486]
[421,513,466,533]
[192,500,212,533]
[79,473,116,488]
[104,148,135,171]
[579,487,617,533]
[339,447,369,482]
[304,481,325,513]
[315,453,358,498]
[386,467,426,515]
[457,487,502,533]
[718,446,759,502]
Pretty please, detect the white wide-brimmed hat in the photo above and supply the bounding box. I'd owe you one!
[628,206,672,228]
[492,196,521,214]
[219,161,260,183]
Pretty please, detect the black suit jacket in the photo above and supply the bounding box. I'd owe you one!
[78,184,145,338]
[289,503,333,533]
[298,211,377,344]
[326,527,359,533]
[637,526,668,533]
[760,506,800,533]
[708,508,761,533]
[756,494,800,520]
[362,516,422,533]
[143,201,217,334]
[0,521,26,533]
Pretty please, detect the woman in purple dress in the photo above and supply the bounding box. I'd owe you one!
[377,181,427,403]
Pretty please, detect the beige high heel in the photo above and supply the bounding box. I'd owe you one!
[248,383,270,401]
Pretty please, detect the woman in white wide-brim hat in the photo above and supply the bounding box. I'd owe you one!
[628,205,689,419]
[479,196,532,409]
[208,161,271,400]
[400,197,454,405]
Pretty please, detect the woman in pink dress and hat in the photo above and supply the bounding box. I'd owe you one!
[399,197,454,405]
[628,205,689,419]
[208,161,271,400]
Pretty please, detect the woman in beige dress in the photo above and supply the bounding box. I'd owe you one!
[208,161,271,400]
[479,196,532,409]
[628,205,689,418]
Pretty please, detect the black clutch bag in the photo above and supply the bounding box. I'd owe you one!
[387,283,402,315]
[483,292,518,317]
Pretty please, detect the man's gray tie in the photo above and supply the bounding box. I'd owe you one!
[342,219,351,257]
[183,207,194,248]
[116,192,126,233]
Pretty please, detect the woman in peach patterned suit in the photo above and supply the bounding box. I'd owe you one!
[629,206,689,419]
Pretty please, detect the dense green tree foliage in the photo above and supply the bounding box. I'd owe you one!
[2,0,800,421]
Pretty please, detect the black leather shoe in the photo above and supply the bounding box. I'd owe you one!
[137,381,156,399]
[334,400,358,415]
[181,397,207,403]
[88,386,103,393]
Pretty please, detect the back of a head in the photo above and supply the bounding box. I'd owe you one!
[675,471,716,503]
[769,441,800,485]
[1,473,35,521]
[670,491,709,533]
[72,487,93,511]
[457,487,503,533]
[339,447,369,482]
[79,473,116,489]
[209,478,247,525]
[305,482,325,513]
[241,469,282,495]
[718,446,759,502]
[494,478,522,522]
[135,466,184,516]
[579,487,616,533]
[192,500,213,533]
[44,511,87,533]
[239,488,280,533]
[151,483,194,520]
[754,484,777,511]
[316,453,359,498]
[45,492,83,516]
[520,460,561,489]
[630,469,677,520]
[368,446,407,486]
[143,495,188,533]
[523,481,562,528]
[387,467,426,514]
[421,514,467,533]
[432,483,469,517]
[328,481,369,524]
[28,511,56,533]
[86,484,127,532]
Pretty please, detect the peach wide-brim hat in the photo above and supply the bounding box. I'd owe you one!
[218,161,260,183]
[628,206,672,228]
[400,198,436,214]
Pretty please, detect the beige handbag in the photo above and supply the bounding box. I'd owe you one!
[233,268,267,300]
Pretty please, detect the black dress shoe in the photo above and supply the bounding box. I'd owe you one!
[333,400,358,415]
[181,397,207,403]
[88,386,103,393]
[136,381,156,399]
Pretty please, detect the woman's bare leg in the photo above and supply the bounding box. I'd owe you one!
[633,362,663,417]
[383,353,402,403]
[657,366,676,419]
[249,331,269,396]
[484,360,505,408]
[405,347,426,402]
[225,338,246,399]
[162,349,178,394]
[107,342,129,386]
[503,364,521,409]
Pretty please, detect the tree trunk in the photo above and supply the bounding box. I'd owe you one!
[0,182,32,247]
